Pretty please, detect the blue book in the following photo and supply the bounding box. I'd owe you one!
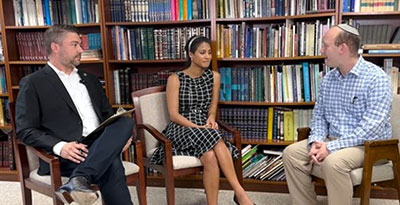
[302,62,311,102]
[220,68,226,101]
[44,0,52,25]
[188,0,192,20]
[231,68,239,101]
[225,67,232,101]
[81,0,89,23]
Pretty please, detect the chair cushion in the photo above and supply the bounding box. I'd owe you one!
[29,161,139,185]
[147,148,202,170]
[122,161,140,175]
[311,161,394,186]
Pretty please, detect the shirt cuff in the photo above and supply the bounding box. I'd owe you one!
[53,141,67,156]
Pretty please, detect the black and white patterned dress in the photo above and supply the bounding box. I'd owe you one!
[150,69,239,164]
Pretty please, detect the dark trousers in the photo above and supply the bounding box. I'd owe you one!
[61,117,134,205]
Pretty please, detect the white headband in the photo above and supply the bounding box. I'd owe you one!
[188,36,199,51]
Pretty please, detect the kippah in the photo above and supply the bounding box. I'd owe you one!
[337,24,359,36]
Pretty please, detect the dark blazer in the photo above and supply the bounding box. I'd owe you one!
[16,64,114,175]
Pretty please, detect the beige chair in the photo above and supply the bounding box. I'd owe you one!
[132,85,243,205]
[297,95,400,205]
[10,102,147,205]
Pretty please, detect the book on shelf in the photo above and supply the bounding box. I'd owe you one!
[218,0,335,18]
[219,63,324,103]
[109,0,209,22]
[343,0,400,12]
[217,19,334,58]
[112,26,210,60]
[13,0,100,26]
[220,107,312,141]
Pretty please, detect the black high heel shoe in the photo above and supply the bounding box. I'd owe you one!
[233,195,256,205]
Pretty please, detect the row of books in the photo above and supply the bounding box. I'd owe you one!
[219,0,336,19]
[343,0,400,12]
[13,0,100,26]
[220,107,312,141]
[110,0,209,22]
[112,26,210,60]
[217,18,335,58]
[242,145,285,181]
[346,20,400,45]
[0,140,13,168]
[113,68,174,105]
[16,32,102,61]
[219,63,329,103]
[0,67,7,94]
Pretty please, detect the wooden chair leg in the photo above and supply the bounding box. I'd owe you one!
[136,172,147,205]
[20,185,32,205]
[392,158,400,203]
[165,174,175,205]
[360,165,373,205]
[52,195,64,205]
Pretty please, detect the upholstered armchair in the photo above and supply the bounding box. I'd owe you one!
[297,95,400,205]
[132,85,243,205]
[10,102,147,205]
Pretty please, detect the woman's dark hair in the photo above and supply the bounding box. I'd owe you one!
[184,36,211,65]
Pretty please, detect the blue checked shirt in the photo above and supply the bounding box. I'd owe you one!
[308,57,392,153]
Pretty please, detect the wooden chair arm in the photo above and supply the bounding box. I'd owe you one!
[25,145,59,164]
[136,123,174,167]
[136,123,170,144]
[217,119,242,146]
[297,127,311,141]
[364,139,399,147]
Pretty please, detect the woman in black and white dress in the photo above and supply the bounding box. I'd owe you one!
[150,36,254,205]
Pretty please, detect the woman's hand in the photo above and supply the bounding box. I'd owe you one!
[205,117,219,129]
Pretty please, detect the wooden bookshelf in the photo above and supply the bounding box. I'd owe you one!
[0,0,398,199]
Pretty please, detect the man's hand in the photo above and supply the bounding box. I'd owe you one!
[60,142,88,163]
[122,137,133,152]
[309,141,329,165]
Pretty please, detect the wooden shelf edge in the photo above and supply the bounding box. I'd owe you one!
[219,101,315,106]
[108,59,186,64]
[0,124,12,129]
[4,23,101,30]
[8,60,103,64]
[105,19,211,26]
[342,11,400,17]
[241,140,295,146]
[217,56,325,61]
[362,54,400,58]
[0,168,18,182]
[216,11,335,22]
[0,93,8,97]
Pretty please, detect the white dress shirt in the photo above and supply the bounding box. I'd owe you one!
[48,62,100,156]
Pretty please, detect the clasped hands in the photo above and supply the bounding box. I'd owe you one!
[309,141,329,165]
[60,137,133,163]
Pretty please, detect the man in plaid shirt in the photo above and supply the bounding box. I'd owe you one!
[282,24,392,205]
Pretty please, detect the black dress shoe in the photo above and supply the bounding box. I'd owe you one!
[56,176,99,205]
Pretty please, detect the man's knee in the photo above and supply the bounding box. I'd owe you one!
[320,155,348,175]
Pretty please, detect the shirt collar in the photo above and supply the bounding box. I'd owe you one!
[333,56,364,78]
[47,61,78,76]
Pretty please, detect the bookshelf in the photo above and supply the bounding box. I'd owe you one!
[0,0,398,198]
